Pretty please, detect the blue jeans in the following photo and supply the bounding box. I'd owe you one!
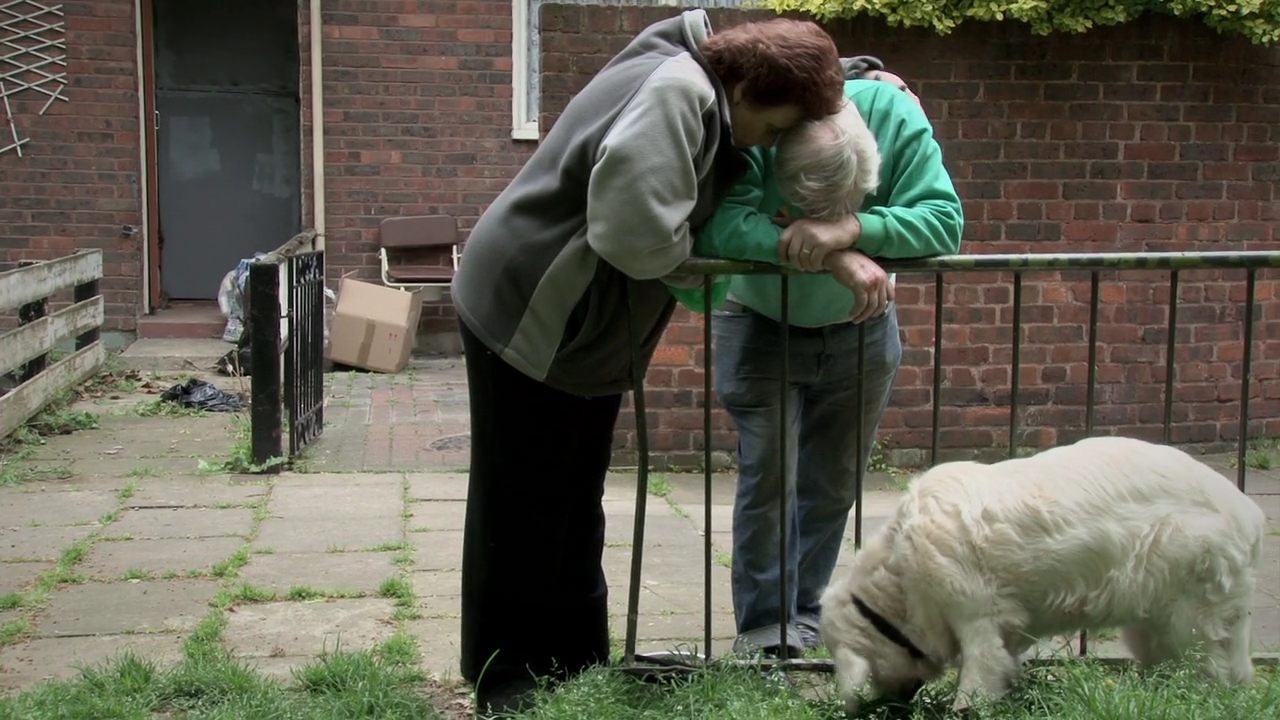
[712,303,902,651]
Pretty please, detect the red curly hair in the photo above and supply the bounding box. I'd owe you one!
[701,18,845,121]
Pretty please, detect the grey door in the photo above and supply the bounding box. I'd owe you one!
[153,0,301,301]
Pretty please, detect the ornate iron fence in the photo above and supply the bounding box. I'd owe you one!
[247,231,326,470]
[621,250,1280,677]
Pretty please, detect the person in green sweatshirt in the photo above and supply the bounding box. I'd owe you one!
[677,69,964,658]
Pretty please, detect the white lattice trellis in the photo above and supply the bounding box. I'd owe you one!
[0,0,67,156]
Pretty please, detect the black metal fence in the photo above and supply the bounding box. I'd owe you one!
[621,249,1280,675]
[247,238,326,470]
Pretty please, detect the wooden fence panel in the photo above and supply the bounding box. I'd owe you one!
[0,250,105,440]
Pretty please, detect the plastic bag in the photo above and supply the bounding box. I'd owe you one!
[160,378,245,412]
[218,259,257,343]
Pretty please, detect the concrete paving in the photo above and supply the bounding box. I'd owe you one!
[0,360,1277,696]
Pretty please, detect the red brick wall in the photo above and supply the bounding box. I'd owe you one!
[299,0,535,335]
[0,0,143,331]
[539,5,1280,467]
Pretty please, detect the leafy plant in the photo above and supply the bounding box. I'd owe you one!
[763,0,1280,45]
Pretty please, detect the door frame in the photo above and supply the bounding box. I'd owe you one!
[136,0,307,310]
[137,0,161,313]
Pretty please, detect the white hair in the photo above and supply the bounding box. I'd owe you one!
[774,98,881,220]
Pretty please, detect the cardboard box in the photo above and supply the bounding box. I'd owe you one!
[326,278,425,373]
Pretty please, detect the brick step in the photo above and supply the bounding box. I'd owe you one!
[137,302,226,340]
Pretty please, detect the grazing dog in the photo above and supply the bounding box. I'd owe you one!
[819,435,1266,714]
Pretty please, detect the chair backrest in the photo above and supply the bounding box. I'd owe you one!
[379,215,458,249]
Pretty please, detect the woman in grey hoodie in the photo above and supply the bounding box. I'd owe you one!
[451,10,850,714]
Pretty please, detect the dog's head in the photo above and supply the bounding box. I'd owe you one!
[819,584,943,714]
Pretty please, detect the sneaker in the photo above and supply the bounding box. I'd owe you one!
[732,625,805,659]
[795,616,824,650]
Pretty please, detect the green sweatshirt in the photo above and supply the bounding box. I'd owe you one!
[674,78,964,326]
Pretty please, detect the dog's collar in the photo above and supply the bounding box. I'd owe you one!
[851,593,928,661]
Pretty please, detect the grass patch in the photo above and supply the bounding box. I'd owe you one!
[647,474,672,498]
[1245,438,1278,471]
[502,657,1280,720]
[209,547,251,579]
[0,593,23,611]
[0,431,73,487]
[21,406,99,437]
[378,577,414,606]
[0,635,440,719]
[197,414,286,475]
[0,617,31,646]
[285,585,327,602]
[129,398,205,418]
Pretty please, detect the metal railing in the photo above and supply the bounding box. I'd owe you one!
[247,231,326,470]
[620,250,1280,677]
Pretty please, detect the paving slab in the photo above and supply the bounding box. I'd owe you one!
[269,478,402,520]
[253,518,400,554]
[38,579,219,637]
[415,586,461,620]
[0,633,186,691]
[237,552,400,595]
[69,457,209,481]
[407,530,463,571]
[410,570,460,609]
[405,500,466,532]
[274,472,405,488]
[406,616,462,680]
[0,562,53,596]
[406,473,468,502]
[221,598,398,659]
[125,479,269,508]
[0,526,97,562]
[610,610,737,643]
[117,338,233,372]
[655,473,738,507]
[108,507,253,539]
[3,489,119,527]
[80,537,245,580]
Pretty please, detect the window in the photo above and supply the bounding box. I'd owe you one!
[511,0,742,142]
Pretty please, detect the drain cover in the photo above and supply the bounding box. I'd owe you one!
[429,433,471,451]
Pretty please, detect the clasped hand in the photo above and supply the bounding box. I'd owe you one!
[775,215,860,272]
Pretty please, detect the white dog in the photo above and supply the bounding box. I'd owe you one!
[819,435,1266,714]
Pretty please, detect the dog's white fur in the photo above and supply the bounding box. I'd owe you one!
[820,435,1266,714]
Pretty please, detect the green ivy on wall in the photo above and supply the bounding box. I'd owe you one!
[762,0,1280,45]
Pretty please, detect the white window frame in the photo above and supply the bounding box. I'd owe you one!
[511,0,540,141]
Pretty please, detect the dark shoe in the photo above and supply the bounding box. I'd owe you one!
[475,675,542,718]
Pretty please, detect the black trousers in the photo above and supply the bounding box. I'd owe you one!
[458,319,620,691]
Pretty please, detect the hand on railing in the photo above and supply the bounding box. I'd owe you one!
[825,250,893,323]
[775,214,862,272]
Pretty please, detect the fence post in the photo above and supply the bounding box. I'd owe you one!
[248,260,283,469]
[73,266,100,351]
[16,260,47,382]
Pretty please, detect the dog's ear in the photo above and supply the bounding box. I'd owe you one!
[833,646,872,713]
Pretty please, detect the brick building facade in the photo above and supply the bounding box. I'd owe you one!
[1,1,1277,466]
